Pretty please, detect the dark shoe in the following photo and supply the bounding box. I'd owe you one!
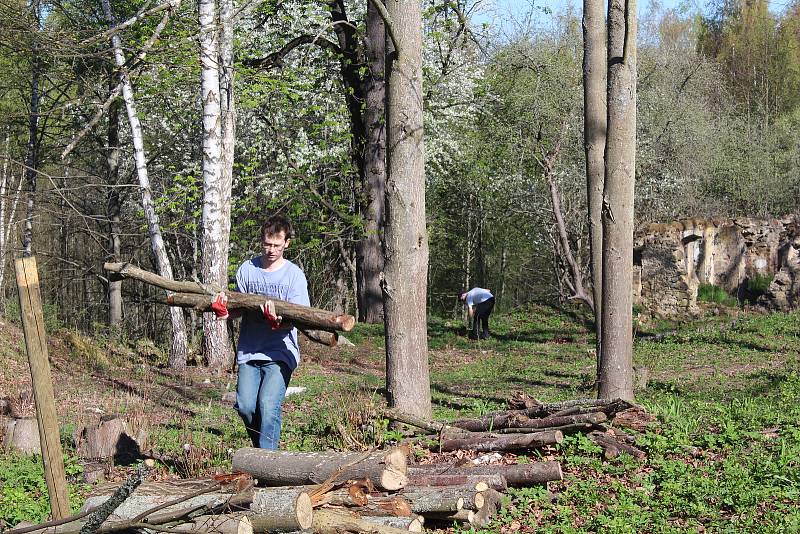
[480,333,490,340]
[468,333,478,340]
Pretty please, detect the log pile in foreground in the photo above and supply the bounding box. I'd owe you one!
[13,398,647,534]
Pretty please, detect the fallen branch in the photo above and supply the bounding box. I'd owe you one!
[436,430,563,452]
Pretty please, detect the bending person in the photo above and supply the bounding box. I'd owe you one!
[460,287,495,340]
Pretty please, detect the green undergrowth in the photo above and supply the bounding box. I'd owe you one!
[1,305,799,531]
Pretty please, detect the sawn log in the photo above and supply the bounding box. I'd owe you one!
[232,448,408,491]
[103,262,355,332]
[436,430,563,452]
[407,461,563,487]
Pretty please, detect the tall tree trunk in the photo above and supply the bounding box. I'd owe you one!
[22,14,40,257]
[598,0,636,402]
[356,0,387,324]
[583,0,606,373]
[200,0,233,370]
[102,0,189,367]
[107,93,123,331]
[383,0,431,419]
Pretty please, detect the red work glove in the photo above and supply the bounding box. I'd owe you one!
[210,292,229,320]
[260,299,282,329]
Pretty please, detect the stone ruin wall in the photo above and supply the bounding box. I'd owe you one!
[633,214,799,317]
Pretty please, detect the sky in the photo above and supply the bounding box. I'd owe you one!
[476,0,790,28]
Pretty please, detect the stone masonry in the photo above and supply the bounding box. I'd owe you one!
[633,214,799,317]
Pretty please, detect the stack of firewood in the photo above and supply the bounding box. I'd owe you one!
[15,398,647,534]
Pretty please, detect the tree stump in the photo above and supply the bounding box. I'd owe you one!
[3,417,40,454]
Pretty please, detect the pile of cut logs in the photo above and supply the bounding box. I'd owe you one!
[388,395,647,461]
[13,397,646,534]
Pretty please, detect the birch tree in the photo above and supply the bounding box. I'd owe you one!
[199,0,234,369]
[598,0,636,401]
[382,0,432,419]
[101,0,189,367]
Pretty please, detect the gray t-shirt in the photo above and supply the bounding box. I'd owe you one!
[235,257,310,369]
[465,287,493,307]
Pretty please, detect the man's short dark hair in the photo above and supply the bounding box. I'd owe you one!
[260,215,293,240]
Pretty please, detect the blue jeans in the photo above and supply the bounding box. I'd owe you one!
[235,360,292,449]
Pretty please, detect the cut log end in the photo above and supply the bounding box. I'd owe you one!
[338,314,356,332]
[380,468,409,491]
[296,491,313,530]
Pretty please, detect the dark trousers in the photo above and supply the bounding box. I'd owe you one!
[471,297,495,339]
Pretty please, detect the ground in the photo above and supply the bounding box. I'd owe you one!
[1,303,799,532]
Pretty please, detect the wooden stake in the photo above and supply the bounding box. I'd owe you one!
[14,256,70,519]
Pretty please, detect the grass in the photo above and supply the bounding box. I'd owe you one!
[697,283,740,307]
[1,303,799,531]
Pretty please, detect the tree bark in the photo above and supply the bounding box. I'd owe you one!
[382,0,431,420]
[400,486,484,513]
[451,410,607,432]
[356,0,387,324]
[199,0,233,371]
[101,0,189,367]
[407,461,563,487]
[306,509,414,534]
[106,91,123,332]
[231,448,408,491]
[170,514,253,534]
[599,0,636,402]
[583,0,607,367]
[403,474,507,492]
[358,516,423,532]
[436,430,564,452]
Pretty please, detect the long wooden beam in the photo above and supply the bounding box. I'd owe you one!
[104,262,355,332]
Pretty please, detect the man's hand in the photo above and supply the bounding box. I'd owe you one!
[211,292,229,320]
[260,299,283,329]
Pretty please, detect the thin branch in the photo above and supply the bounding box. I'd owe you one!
[63,3,177,159]
[80,0,180,46]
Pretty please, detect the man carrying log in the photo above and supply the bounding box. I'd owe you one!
[211,215,310,449]
[460,288,495,340]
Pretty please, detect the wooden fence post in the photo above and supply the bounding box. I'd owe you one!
[14,256,70,519]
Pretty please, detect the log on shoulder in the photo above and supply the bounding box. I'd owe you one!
[232,448,408,491]
[103,262,355,332]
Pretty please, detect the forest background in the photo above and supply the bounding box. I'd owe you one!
[0,0,798,360]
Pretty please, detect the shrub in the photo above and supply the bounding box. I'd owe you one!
[747,274,773,296]
[697,284,739,307]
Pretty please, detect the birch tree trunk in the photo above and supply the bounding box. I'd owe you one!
[102,0,189,367]
[599,0,636,401]
[0,135,24,291]
[583,0,606,371]
[383,0,432,419]
[356,0,387,324]
[106,93,123,331]
[199,0,233,370]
